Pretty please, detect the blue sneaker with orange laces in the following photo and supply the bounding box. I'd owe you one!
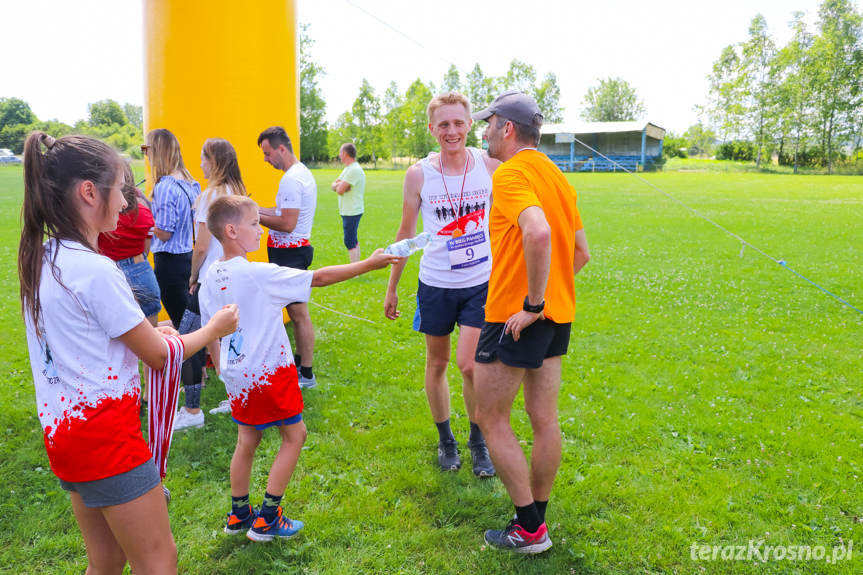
[224,505,257,535]
[484,519,552,554]
[246,506,304,542]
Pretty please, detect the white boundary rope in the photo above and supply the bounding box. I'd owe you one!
[308,299,378,324]
[564,132,863,316]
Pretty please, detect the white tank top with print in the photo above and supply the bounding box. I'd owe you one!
[417,147,493,289]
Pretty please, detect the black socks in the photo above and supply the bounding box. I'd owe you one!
[295,354,313,379]
[535,499,548,525]
[468,421,484,444]
[438,420,486,444]
[435,418,456,443]
[515,503,543,534]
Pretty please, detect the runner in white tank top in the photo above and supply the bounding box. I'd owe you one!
[416,147,492,289]
[384,93,501,478]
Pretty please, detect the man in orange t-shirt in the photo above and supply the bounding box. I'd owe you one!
[471,91,590,554]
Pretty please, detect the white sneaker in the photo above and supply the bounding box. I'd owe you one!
[173,406,205,432]
[209,399,232,415]
[298,373,317,389]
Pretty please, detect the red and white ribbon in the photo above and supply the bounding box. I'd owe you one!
[147,335,185,479]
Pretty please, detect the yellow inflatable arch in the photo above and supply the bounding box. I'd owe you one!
[143,0,299,320]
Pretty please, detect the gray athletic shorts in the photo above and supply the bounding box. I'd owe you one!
[58,459,161,508]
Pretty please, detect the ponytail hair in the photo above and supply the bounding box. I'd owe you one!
[19,132,123,329]
[196,137,248,209]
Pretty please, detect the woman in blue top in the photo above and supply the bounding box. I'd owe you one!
[143,129,201,327]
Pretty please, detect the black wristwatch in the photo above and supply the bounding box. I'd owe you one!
[523,296,545,314]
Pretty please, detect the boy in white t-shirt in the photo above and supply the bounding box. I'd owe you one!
[199,195,401,541]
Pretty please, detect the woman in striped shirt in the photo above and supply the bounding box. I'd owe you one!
[143,129,201,328]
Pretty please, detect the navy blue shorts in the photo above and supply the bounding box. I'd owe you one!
[475,319,571,369]
[413,280,488,336]
[233,412,303,431]
[341,214,362,250]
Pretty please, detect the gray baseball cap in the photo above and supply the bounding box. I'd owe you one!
[471,90,544,126]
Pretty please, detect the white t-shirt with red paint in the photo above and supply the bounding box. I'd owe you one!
[199,256,313,425]
[267,162,317,249]
[25,240,149,482]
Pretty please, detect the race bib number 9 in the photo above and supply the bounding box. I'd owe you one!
[447,231,490,270]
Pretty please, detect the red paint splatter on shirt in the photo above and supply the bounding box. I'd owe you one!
[267,237,311,249]
[43,392,152,482]
[229,363,303,425]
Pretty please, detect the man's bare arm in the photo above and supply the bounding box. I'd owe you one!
[519,206,552,306]
[332,179,352,195]
[504,206,552,340]
[259,208,299,233]
[573,229,590,275]
[384,163,424,320]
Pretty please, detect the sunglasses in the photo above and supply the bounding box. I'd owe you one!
[140,145,150,154]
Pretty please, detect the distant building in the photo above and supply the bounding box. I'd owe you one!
[538,121,666,172]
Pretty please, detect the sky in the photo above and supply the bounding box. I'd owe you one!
[0,0,830,135]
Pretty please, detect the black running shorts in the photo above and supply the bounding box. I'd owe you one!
[474,319,571,369]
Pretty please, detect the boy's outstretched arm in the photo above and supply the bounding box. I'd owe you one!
[312,249,405,287]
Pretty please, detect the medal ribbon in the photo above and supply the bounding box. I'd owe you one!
[439,152,469,236]
[148,334,185,479]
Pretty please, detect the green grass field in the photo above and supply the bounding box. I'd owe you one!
[1,164,862,574]
[663,157,863,175]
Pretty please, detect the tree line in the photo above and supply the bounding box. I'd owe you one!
[300,25,566,165]
[699,0,863,172]
[0,98,143,157]
[3,24,654,165]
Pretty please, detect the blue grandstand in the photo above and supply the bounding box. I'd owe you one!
[538,121,666,172]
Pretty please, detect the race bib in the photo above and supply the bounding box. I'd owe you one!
[447,231,490,270]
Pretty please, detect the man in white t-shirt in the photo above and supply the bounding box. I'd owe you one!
[384,92,501,477]
[257,126,318,389]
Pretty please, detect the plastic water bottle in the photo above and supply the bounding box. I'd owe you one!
[385,231,433,257]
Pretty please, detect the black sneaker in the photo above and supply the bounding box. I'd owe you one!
[438,439,461,471]
[467,440,495,477]
[484,518,552,554]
